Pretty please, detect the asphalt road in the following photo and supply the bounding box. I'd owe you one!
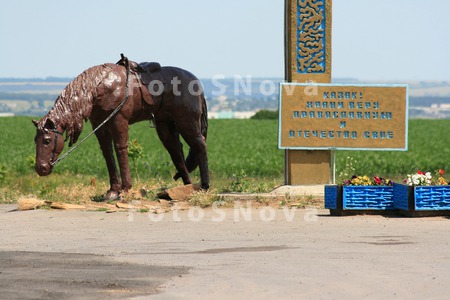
[1,204,450,299]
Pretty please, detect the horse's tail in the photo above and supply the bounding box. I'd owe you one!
[173,94,208,180]
[200,94,208,140]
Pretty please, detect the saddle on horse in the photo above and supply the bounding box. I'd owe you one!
[116,54,174,107]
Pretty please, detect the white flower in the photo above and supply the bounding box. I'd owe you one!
[406,172,433,186]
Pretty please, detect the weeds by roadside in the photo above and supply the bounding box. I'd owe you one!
[188,189,221,208]
[223,170,279,193]
[279,193,323,209]
[0,168,292,208]
[0,169,328,212]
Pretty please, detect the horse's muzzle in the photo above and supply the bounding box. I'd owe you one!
[35,163,52,176]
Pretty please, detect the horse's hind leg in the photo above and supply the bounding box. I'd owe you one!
[185,149,199,174]
[155,121,191,185]
[178,126,209,190]
[173,149,198,180]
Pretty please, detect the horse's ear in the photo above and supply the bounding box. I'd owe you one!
[32,119,39,127]
[43,118,56,130]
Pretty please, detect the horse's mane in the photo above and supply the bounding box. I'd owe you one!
[42,63,114,146]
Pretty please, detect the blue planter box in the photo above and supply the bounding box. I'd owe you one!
[393,183,450,216]
[325,185,394,215]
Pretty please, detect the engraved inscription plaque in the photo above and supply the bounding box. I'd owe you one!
[279,83,408,150]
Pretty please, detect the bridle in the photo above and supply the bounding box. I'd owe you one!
[48,129,64,164]
[49,54,131,167]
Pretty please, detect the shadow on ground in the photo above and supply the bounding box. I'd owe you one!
[0,251,188,299]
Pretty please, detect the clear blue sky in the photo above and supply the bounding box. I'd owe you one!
[1,0,449,81]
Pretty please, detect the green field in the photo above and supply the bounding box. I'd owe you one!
[1,117,450,202]
[0,117,284,178]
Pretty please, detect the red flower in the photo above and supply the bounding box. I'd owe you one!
[417,170,425,175]
[439,169,445,176]
[374,176,382,185]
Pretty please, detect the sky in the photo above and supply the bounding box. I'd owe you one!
[0,0,449,81]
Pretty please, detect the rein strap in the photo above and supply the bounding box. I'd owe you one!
[51,56,131,167]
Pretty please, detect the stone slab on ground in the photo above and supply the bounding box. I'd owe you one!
[270,185,325,196]
[218,185,325,203]
[157,184,201,201]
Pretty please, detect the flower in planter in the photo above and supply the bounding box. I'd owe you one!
[343,175,392,186]
[437,169,447,185]
[404,169,448,186]
[373,176,393,186]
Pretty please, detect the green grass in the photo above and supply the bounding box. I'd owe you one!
[0,117,284,202]
[2,117,283,178]
[1,116,450,203]
[337,119,450,178]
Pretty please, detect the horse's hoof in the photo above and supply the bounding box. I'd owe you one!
[104,190,121,201]
[201,183,210,190]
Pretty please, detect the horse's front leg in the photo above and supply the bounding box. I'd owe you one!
[94,128,121,201]
[111,117,132,193]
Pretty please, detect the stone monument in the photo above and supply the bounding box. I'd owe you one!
[281,0,408,185]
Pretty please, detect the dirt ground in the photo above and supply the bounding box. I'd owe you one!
[2,200,450,299]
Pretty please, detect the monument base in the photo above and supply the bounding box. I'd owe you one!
[285,150,330,185]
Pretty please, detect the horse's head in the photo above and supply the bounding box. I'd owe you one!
[32,118,65,176]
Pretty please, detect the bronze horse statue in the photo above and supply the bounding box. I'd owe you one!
[33,55,209,200]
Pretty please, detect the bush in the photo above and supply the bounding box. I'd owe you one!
[250,110,278,120]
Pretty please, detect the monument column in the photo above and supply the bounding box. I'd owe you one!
[284,0,332,185]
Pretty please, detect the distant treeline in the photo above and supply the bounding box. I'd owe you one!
[0,92,57,102]
[1,93,448,105]
[0,77,73,83]
[409,96,450,106]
